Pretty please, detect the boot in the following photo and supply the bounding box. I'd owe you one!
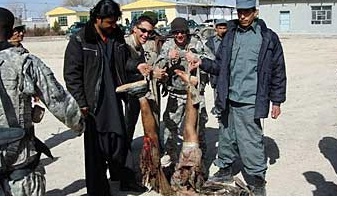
[248,184,266,196]
[247,176,267,196]
[116,80,148,98]
[208,167,234,184]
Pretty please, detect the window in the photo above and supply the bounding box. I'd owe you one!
[153,9,166,21]
[58,16,68,26]
[311,6,332,24]
[79,16,88,23]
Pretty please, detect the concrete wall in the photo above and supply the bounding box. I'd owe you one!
[259,1,337,34]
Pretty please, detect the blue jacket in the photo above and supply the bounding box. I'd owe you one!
[201,19,287,118]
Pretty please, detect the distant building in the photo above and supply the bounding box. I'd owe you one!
[23,18,49,29]
[259,0,337,34]
[121,0,234,27]
[45,6,90,31]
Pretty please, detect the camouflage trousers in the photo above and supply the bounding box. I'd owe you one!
[0,166,46,196]
[161,92,208,165]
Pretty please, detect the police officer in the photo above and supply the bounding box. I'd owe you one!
[0,7,83,195]
[155,17,214,170]
[196,0,287,195]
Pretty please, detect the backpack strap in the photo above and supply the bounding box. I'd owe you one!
[0,60,20,127]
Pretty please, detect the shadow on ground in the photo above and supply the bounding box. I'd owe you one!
[301,136,337,196]
[44,129,79,149]
[303,171,337,195]
[45,179,86,196]
[264,136,280,165]
[319,136,337,174]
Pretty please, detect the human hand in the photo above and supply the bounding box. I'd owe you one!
[174,69,198,86]
[152,67,168,80]
[80,107,89,118]
[271,105,281,119]
[137,63,152,76]
[186,52,201,71]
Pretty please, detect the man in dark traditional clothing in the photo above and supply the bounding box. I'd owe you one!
[64,0,142,195]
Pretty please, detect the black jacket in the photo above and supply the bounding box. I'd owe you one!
[64,22,128,113]
[201,19,287,118]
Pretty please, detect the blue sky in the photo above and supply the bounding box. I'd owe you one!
[0,0,236,18]
[0,0,64,18]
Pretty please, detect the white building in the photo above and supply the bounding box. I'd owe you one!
[259,0,337,34]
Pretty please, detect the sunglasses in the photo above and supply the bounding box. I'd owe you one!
[137,26,153,35]
[172,30,187,35]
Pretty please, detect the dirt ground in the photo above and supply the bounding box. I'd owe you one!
[22,34,337,196]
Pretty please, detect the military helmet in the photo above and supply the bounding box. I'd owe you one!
[170,17,189,33]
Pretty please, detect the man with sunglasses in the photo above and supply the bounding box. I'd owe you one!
[64,0,143,195]
[155,17,214,176]
[195,0,287,195]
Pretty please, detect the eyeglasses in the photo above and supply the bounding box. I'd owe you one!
[137,26,153,35]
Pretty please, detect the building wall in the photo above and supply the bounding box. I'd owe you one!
[175,6,211,23]
[259,1,337,34]
[121,7,177,27]
[47,13,89,31]
[48,14,78,31]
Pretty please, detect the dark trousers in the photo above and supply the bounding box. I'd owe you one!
[84,116,128,196]
[125,96,141,148]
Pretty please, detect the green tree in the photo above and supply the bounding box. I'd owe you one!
[51,20,61,33]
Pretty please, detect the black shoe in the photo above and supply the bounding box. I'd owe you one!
[120,181,147,193]
[208,167,234,184]
[248,185,266,196]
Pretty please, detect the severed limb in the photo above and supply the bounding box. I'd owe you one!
[170,69,204,195]
[116,80,173,195]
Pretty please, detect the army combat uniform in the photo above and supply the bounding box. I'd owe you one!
[155,35,215,165]
[0,46,83,195]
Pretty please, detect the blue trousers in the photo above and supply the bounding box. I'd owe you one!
[214,101,267,181]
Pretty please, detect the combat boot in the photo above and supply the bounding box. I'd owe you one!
[248,184,266,196]
[208,167,234,184]
[247,176,267,196]
[115,80,148,98]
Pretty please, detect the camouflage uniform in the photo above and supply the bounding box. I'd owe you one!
[155,35,215,164]
[0,47,83,195]
[124,35,160,145]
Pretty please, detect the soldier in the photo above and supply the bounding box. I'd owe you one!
[0,7,84,196]
[155,17,215,172]
[124,14,166,151]
[8,17,27,50]
[123,14,166,190]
